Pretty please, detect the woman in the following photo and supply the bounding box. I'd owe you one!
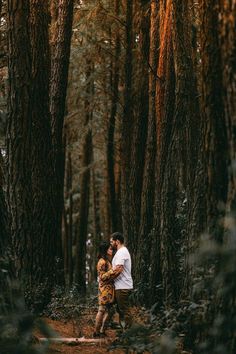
[94,241,116,337]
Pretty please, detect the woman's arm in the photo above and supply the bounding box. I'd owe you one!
[100,265,124,281]
[97,259,122,281]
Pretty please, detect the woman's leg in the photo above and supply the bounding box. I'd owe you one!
[100,310,109,333]
[94,305,106,334]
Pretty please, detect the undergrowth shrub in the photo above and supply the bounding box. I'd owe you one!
[113,214,236,354]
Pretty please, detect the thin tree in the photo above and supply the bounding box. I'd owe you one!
[106,0,121,233]
[74,61,93,294]
[120,0,134,250]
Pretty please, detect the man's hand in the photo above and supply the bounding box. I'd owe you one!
[113,264,124,277]
[100,264,124,281]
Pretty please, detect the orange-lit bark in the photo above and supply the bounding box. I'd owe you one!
[150,0,180,306]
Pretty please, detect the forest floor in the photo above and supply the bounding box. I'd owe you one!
[35,305,148,354]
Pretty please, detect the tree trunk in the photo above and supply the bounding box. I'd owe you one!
[50,0,59,45]
[199,0,228,239]
[150,0,180,306]
[91,162,101,281]
[127,0,150,258]
[0,151,9,254]
[74,130,92,293]
[7,0,59,310]
[172,0,203,298]
[63,203,69,282]
[120,0,134,249]
[74,61,93,294]
[67,151,73,286]
[219,0,236,210]
[106,0,120,233]
[135,0,158,303]
[0,1,2,48]
[0,152,16,315]
[50,0,74,279]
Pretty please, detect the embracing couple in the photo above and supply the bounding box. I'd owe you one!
[94,232,133,338]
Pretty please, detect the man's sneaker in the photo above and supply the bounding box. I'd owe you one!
[120,320,126,330]
[100,331,107,337]
[93,332,100,338]
[93,332,106,338]
[115,329,124,337]
[107,322,121,329]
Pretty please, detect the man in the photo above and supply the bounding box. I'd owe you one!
[110,232,133,330]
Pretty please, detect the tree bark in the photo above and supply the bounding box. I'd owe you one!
[74,61,93,294]
[7,0,59,310]
[0,152,16,315]
[0,151,9,254]
[199,0,228,239]
[74,130,92,293]
[67,151,73,286]
[120,0,134,250]
[91,162,101,281]
[219,0,236,210]
[150,0,180,306]
[106,0,120,233]
[50,0,74,278]
[127,0,150,257]
[118,0,150,257]
[172,0,203,298]
[135,0,158,303]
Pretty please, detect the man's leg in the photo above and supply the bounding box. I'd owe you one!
[115,289,133,329]
[104,303,118,329]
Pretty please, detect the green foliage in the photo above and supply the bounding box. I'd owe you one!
[110,324,153,353]
[192,215,236,353]
[110,323,180,354]
[0,249,52,353]
[43,286,85,320]
[0,279,50,354]
[24,281,52,314]
[112,214,236,354]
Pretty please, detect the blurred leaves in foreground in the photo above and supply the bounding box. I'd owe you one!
[111,214,236,354]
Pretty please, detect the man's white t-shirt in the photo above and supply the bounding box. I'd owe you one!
[112,246,133,290]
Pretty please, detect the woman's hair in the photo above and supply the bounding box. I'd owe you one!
[98,241,110,260]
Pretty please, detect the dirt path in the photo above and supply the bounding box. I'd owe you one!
[37,306,126,354]
[35,305,193,354]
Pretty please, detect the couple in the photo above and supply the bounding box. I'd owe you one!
[94,232,133,337]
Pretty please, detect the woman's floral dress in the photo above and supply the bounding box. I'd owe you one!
[97,258,116,306]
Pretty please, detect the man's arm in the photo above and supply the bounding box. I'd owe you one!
[112,264,124,278]
[100,265,124,281]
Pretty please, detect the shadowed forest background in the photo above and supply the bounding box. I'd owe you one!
[0,0,236,353]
